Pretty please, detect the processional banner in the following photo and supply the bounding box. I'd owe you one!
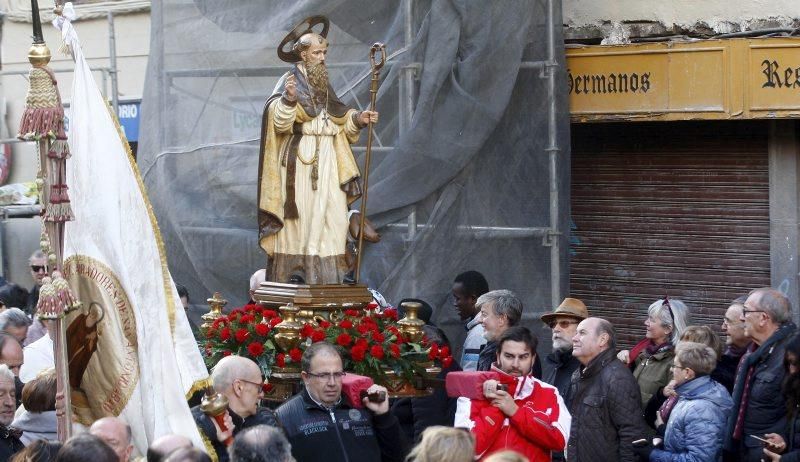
[54,6,208,453]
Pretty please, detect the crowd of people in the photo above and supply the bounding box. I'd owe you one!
[0,263,796,461]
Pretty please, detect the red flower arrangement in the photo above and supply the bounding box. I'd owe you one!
[200,303,454,385]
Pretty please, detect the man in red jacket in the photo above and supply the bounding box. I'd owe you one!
[454,326,570,461]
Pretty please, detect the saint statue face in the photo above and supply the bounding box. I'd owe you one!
[300,33,328,66]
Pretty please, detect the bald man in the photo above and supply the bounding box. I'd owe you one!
[147,434,193,462]
[248,269,266,304]
[89,416,134,462]
[191,355,281,462]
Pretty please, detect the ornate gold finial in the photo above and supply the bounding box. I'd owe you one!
[273,305,303,354]
[201,292,227,330]
[28,42,51,67]
[397,301,425,343]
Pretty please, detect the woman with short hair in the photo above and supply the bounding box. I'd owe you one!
[405,426,474,462]
[634,341,733,461]
[11,368,57,445]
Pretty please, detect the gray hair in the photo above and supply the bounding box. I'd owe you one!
[0,364,13,383]
[0,308,32,331]
[301,342,341,373]
[749,287,791,324]
[229,425,293,462]
[648,298,690,344]
[595,318,617,350]
[476,290,523,327]
[675,341,717,375]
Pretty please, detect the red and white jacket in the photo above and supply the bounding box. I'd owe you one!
[454,365,571,462]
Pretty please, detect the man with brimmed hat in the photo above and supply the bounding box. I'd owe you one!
[258,16,380,285]
[541,297,588,408]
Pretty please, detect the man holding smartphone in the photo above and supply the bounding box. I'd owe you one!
[454,326,570,461]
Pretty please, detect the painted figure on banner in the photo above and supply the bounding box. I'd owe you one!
[63,257,139,426]
[258,16,379,285]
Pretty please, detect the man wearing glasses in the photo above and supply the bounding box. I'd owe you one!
[716,296,751,393]
[191,355,281,462]
[276,342,407,462]
[723,288,796,462]
[540,298,588,409]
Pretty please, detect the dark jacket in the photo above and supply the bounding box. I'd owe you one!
[725,322,796,458]
[391,361,460,442]
[192,405,281,462]
[777,412,800,462]
[477,341,497,372]
[650,375,733,462]
[276,388,408,462]
[543,348,581,407]
[712,344,749,394]
[567,348,647,462]
[0,425,23,461]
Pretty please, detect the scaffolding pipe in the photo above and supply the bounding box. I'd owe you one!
[108,11,119,114]
[545,0,562,308]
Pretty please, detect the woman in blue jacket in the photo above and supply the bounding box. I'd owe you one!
[634,341,733,462]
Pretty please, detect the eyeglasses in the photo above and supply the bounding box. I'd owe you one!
[237,378,266,392]
[742,308,766,316]
[670,364,691,371]
[30,265,47,273]
[306,371,346,382]
[548,320,579,329]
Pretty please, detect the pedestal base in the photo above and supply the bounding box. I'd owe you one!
[253,282,373,320]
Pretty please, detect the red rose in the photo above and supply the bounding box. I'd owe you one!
[219,327,231,341]
[389,343,400,358]
[222,350,232,357]
[383,308,398,320]
[289,348,303,363]
[351,345,368,362]
[205,328,216,339]
[276,353,286,368]
[311,330,326,342]
[370,344,385,360]
[356,323,371,335]
[319,320,332,329]
[367,301,378,310]
[227,312,239,322]
[211,318,227,329]
[235,328,249,343]
[371,331,385,342]
[244,303,259,312]
[269,317,283,327]
[247,342,264,357]
[440,346,451,359]
[262,383,274,394]
[428,343,439,360]
[355,337,368,348]
[262,309,278,319]
[395,333,406,344]
[255,323,270,336]
[336,333,353,346]
[239,314,254,324]
[442,356,453,369]
[339,320,353,329]
[344,309,360,317]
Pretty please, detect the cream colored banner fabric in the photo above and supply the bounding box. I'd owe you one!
[56,5,208,453]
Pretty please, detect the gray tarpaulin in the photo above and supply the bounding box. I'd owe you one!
[138,0,570,357]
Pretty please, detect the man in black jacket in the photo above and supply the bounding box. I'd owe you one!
[541,297,588,407]
[567,317,646,462]
[276,342,407,462]
[476,290,523,372]
[724,288,796,462]
[0,364,22,460]
[192,355,281,462]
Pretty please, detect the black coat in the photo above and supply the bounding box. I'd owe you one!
[276,389,408,462]
[191,406,281,462]
[390,361,460,442]
[0,426,23,462]
[567,348,647,462]
[713,346,748,394]
[543,348,581,407]
[724,323,796,459]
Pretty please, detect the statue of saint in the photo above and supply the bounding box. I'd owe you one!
[258,17,378,285]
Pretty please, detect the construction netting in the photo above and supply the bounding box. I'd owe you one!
[138,0,570,356]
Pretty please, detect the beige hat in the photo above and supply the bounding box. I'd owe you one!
[540,297,588,324]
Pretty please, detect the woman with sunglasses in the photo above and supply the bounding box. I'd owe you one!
[618,298,690,410]
[633,341,733,462]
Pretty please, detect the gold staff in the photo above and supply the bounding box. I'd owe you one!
[355,43,386,283]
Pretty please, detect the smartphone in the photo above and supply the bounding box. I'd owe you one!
[749,434,770,444]
[496,383,508,393]
[632,439,648,448]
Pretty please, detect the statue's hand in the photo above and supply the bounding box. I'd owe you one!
[284,75,297,101]
[359,110,379,125]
